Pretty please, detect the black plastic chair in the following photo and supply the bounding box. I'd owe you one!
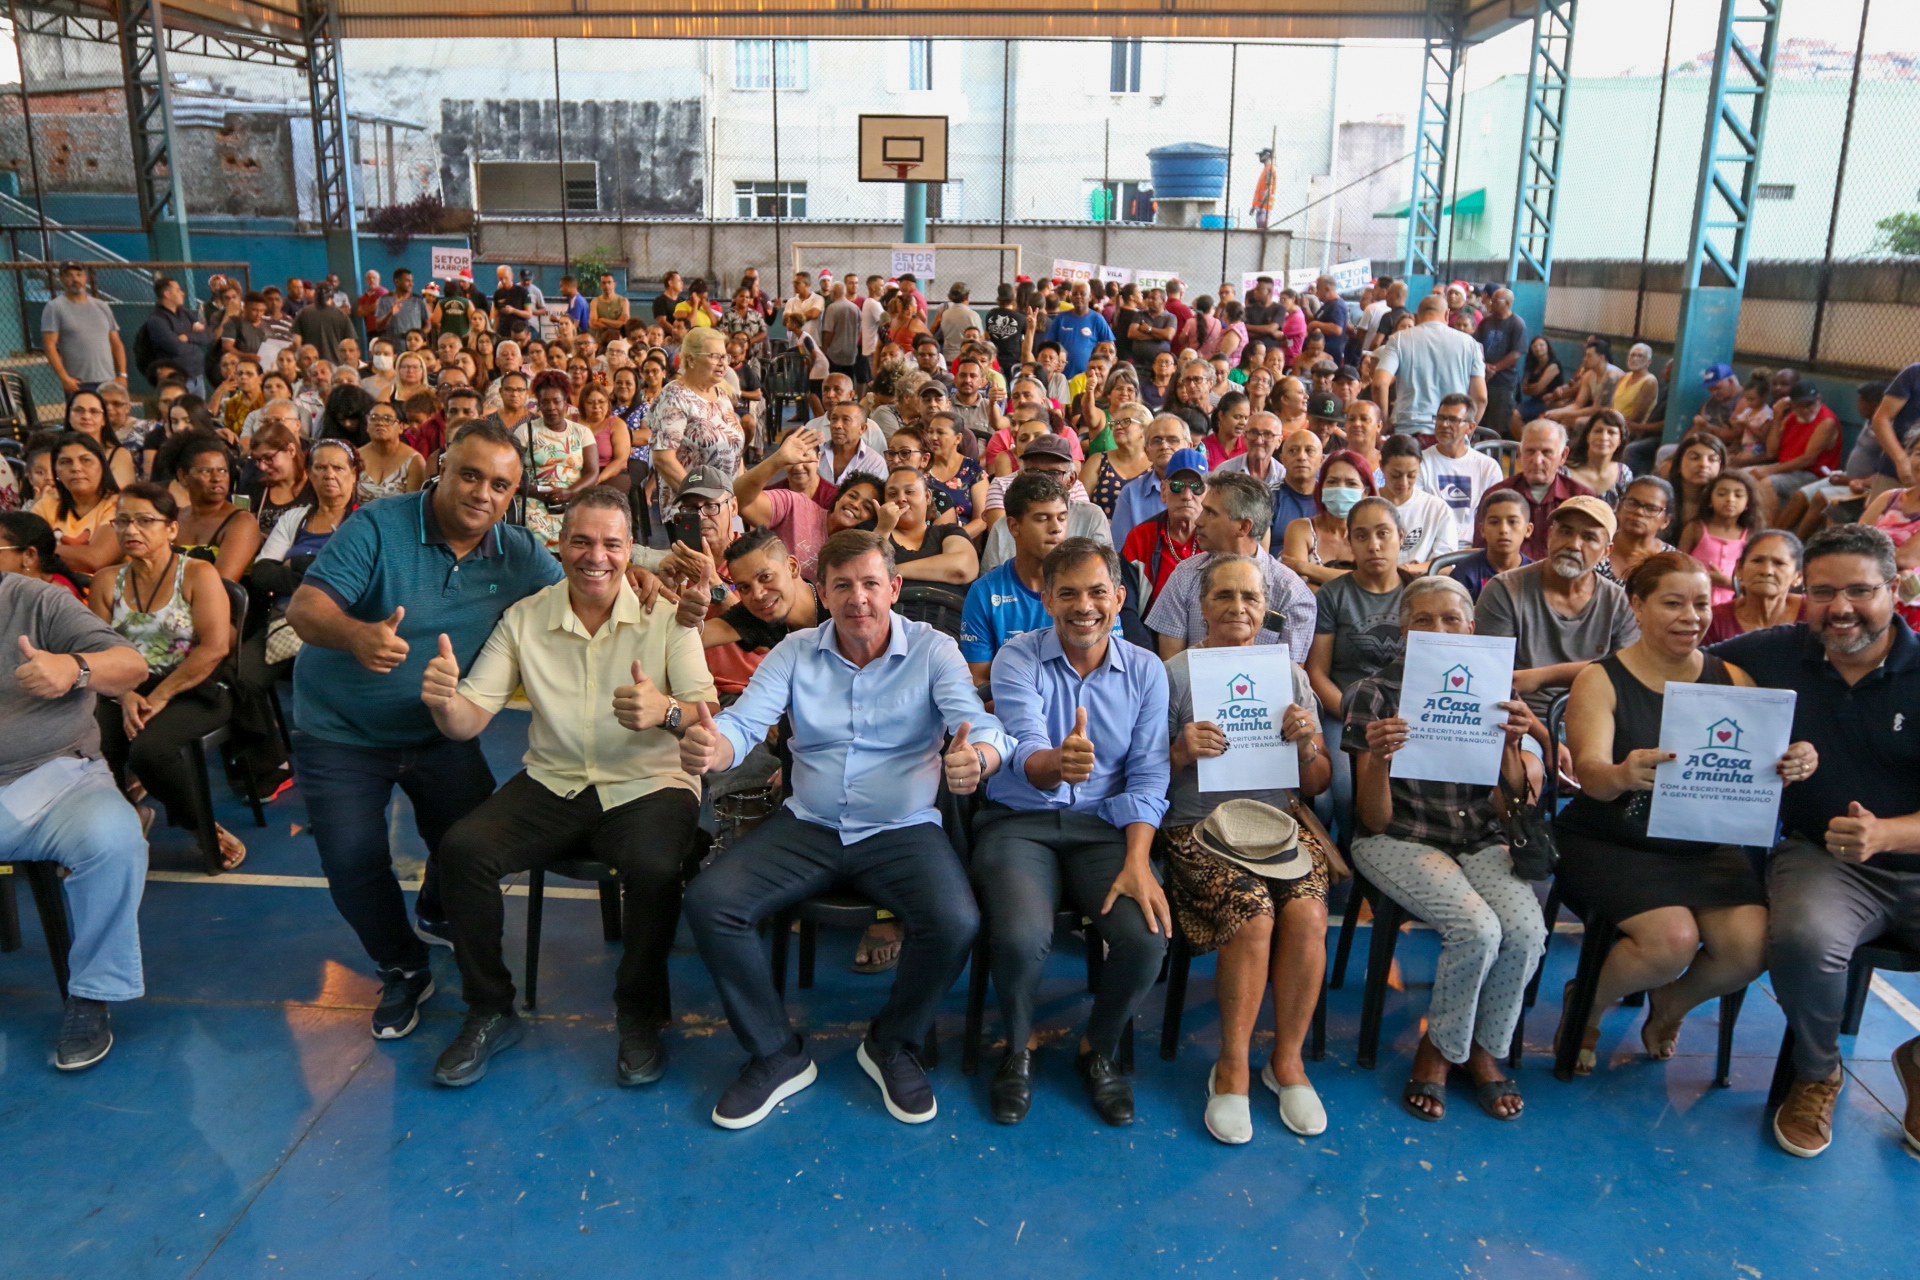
[1768,936,1920,1107]
[1474,439,1521,477]
[0,861,74,997]
[1158,901,1328,1064]
[177,579,267,874]
[961,903,1132,1076]
[897,582,970,642]
[521,859,625,1012]
[1425,547,1481,580]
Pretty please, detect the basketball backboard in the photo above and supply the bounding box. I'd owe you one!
[858,115,949,183]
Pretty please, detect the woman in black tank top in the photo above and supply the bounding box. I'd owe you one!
[1554,552,1819,1073]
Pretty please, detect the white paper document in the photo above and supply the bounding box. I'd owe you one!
[1186,645,1300,793]
[1646,681,1796,848]
[1390,631,1516,786]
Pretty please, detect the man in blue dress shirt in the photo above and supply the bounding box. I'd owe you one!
[680,529,1013,1130]
[972,537,1172,1127]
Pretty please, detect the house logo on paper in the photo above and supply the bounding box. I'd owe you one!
[1700,717,1744,752]
[1214,672,1274,733]
[1436,663,1474,696]
[1224,673,1259,703]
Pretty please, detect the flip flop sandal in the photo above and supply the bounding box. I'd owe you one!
[850,933,902,975]
[1475,1078,1524,1121]
[1401,1078,1446,1122]
[215,826,248,872]
[137,804,157,841]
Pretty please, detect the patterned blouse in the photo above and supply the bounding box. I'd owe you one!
[521,420,596,548]
[110,555,195,673]
[926,456,984,521]
[648,379,744,484]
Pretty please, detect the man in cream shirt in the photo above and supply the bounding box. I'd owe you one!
[419,487,719,1090]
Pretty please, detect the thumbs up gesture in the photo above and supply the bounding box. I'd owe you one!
[421,633,460,708]
[1826,801,1885,864]
[680,703,723,776]
[14,635,81,699]
[353,606,410,674]
[613,659,672,732]
[1059,706,1096,785]
[944,721,983,795]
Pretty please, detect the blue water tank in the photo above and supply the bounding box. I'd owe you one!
[1146,143,1229,200]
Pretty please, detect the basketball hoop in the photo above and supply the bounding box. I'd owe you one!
[890,162,921,182]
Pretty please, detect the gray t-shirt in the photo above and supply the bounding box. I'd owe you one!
[821,298,863,365]
[1163,649,1318,826]
[1373,321,1487,433]
[1474,561,1640,715]
[936,304,982,363]
[41,294,121,384]
[0,574,141,784]
[1314,575,1406,697]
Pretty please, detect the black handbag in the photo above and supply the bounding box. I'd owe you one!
[1499,772,1560,882]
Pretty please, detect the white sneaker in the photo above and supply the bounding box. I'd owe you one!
[1204,1066,1253,1145]
[1262,1062,1328,1136]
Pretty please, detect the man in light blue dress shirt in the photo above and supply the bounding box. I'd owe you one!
[680,530,1013,1130]
[972,538,1172,1127]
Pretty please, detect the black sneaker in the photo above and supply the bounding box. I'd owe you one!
[616,1013,667,1087]
[432,1011,525,1087]
[413,917,455,949]
[55,997,113,1071]
[372,966,435,1040]
[857,1033,937,1124]
[712,1035,817,1130]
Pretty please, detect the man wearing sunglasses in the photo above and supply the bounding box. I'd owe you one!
[1709,524,1920,1160]
[1164,360,1215,440]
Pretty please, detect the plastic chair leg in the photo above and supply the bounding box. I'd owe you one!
[0,870,20,953]
[1159,926,1192,1061]
[228,743,266,828]
[27,861,72,998]
[770,910,791,998]
[1553,917,1618,1082]
[597,879,622,942]
[1507,1010,1526,1070]
[182,739,224,876]
[1355,897,1402,1070]
[1841,959,1875,1036]
[1768,1026,1798,1108]
[962,928,990,1076]
[798,920,817,990]
[1330,875,1366,990]
[1715,986,1747,1089]
[522,868,546,1012]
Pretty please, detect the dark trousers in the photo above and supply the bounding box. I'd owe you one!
[971,807,1166,1061]
[1483,381,1517,437]
[1768,838,1920,1080]
[439,772,701,1020]
[292,730,494,972]
[95,678,232,833]
[683,810,979,1059]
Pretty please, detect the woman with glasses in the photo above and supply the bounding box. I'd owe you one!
[517,369,601,549]
[87,481,243,868]
[1555,552,1815,1073]
[1245,367,1276,419]
[875,464,979,586]
[1084,404,1153,519]
[1598,476,1678,586]
[244,420,315,540]
[356,401,425,503]
[65,388,137,487]
[32,432,122,574]
[165,435,261,582]
[581,381,634,502]
[647,326,742,493]
[0,510,84,598]
[1141,350,1178,411]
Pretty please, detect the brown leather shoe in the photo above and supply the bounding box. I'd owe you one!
[1893,1036,1920,1155]
[1773,1067,1844,1158]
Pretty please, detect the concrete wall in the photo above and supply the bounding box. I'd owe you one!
[438,99,705,217]
[1,109,298,218]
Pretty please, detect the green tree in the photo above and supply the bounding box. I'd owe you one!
[1874,212,1920,256]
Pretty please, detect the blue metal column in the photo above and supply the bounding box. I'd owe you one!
[1666,0,1782,437]
[301,0,362,291]
[1505,0,1578,343]
[1401,11,1462,301]
[115,0,194,282]
[903,183,927,245]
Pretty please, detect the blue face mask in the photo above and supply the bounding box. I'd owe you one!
[1322,486,1364,518]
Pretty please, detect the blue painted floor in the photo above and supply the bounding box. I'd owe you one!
[3,709,1917,1279]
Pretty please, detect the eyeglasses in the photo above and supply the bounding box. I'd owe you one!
[110,514,170,531]
[1179,376,1210,386]
[1434,414,1470,426]
[883,448,926,460]
[368,415,400,425]
[1806,582,1887,604]
[1620,497,1669,516]
[1166,479,1204,496]
[680,500,727,517]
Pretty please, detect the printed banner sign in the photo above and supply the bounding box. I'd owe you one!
[430,246,472,279]
[1391,631,1516,787]
[1099,265,1134,285]
[1288,259,1375,296]
[1646,682,1796,848]
[1134,269,1180,292]
[1052,259,1096,284]
[891,246,937,279]
[1185,645,1300,793]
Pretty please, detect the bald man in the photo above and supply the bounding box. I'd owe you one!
[1474,287,1527,437]
[1270,428,1324,540]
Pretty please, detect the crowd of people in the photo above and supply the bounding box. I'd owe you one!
[3,259,1917,1162]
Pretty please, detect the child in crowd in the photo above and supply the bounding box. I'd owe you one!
[1730,377,1774,463]
[1680,470,1763,605]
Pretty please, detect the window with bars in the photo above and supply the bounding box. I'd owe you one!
[475,162,597,213]
[908,39,934,91]
[1109,38,1143,93]
[733,40,808,91]
[735,181,807,219]
[1756,184,1796,200]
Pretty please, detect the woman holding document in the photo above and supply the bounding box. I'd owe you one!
[1554,551,1819,1074]
[1344,575,1547,1122]
[1162,555,1334,1144]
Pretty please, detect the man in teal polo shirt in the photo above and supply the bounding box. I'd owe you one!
[286,421,562,1040]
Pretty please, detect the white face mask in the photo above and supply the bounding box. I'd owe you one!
[372,354,393,372]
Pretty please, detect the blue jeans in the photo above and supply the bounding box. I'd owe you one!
[291,732,495,973]
[0,758,147,1001]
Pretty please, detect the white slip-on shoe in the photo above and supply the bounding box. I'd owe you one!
[1205,1065,1253,1145]
[1262,1062,1328,1136]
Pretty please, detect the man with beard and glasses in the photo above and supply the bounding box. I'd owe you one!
[1474,495,1640,719]
[1709,524,1920,1160]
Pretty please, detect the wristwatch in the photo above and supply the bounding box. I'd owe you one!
[662,702,683,733]
[71,653,92,691]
